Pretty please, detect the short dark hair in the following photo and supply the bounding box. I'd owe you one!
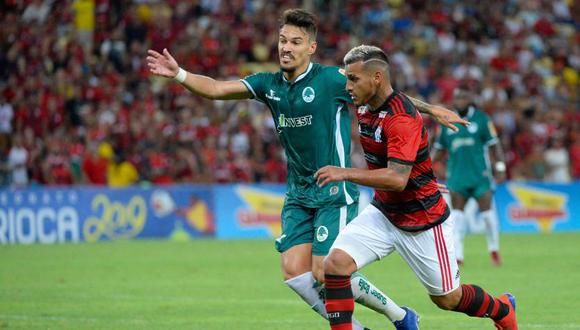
[343,45,390,66]
[280,8,317,41]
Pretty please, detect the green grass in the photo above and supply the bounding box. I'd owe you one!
[1,234,580,329]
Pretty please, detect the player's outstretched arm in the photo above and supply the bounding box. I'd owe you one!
[406,96,469,132]
[146,48,252,100]
[314,161,412,192]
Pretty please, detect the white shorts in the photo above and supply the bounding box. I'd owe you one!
[331,204,460,296]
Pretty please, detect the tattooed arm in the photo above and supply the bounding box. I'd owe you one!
[314,161,412,192]
[407,96,469,132]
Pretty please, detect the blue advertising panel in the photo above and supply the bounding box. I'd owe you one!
[494,182,580,233]
[215,184,286,239]
[2,182,579,244]
[0,185,215,244]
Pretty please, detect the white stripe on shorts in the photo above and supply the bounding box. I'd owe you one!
[339,205,347,230]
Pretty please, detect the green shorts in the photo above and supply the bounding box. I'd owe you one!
[449,177,492,200]
[275,199,359,256]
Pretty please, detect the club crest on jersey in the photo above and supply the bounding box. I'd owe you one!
[266,89,281,101]
[330,186,339,195]
[374,126,383,143]
[316,226,329,242]
[302,86,315,103]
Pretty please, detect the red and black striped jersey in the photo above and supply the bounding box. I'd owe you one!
[356,91,449,231]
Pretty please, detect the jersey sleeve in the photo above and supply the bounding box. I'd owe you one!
[325,67,352,104]
[480,113,499,146]
[384,114,422,165]
[240,72,271,103]
[433,127,449,150]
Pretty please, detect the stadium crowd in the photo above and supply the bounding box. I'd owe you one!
[0,0,578,187]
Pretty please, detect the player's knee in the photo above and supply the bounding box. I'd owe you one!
[323,249,356,276]
[430,289,461,310]
[281,260,310,281]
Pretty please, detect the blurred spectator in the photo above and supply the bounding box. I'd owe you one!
[544,136,572,183]
[43,137,74,185]
[0,0,577,186]
[82,142,109,185]
[7,134,28,186]
[0,139,9,186]
[107,151,139,187]
[21,0,51,24]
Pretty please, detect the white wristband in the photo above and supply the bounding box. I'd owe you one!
[174,67,187,83]
[495,161,506,172]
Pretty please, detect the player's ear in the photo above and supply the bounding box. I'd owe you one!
[374,70,382,84]
[308,41,317,55]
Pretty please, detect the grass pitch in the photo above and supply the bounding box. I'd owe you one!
[1,233,579,329]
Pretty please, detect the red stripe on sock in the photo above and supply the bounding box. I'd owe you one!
[490,296,501,318]
[476,293,491,316]
[331,324,352,330]
[326,298,355,312]
[325,278,351,288]
[459,285,474,311]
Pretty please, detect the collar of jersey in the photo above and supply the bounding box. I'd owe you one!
[368,90,398,114]
[282,62,313,84]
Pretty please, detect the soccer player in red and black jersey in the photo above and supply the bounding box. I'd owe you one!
[314,45,518,330]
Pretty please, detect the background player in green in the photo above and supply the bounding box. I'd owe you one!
[432,85,507,266]
[147,8,467,329]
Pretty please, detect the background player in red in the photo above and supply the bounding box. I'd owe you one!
[314,45,517,330]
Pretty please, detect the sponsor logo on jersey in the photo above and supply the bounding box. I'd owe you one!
[450,137,475,152]
[277,114,313,128]
[316,225,329,242]
[266,89,281,101]
[302,86,315,103]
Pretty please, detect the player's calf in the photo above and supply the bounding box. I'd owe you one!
[325,274,354,330]
[323,249,358,330]
[449,284,517,329]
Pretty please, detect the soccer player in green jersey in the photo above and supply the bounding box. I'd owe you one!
[147,8,467,329]
[432,85,507,266]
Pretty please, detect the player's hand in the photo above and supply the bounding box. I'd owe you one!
[314,166,348,187]
[431,105,470,132]
[146,48,180,78]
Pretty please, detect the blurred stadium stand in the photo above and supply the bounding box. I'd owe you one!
[0,0,578,187]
